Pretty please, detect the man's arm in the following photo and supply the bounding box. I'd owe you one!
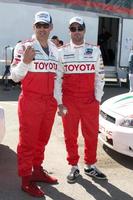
[54,62,63,105]
[128,51,133,74]
[95,47,105,102]
[11,43,35,82]
[54,56,67,116]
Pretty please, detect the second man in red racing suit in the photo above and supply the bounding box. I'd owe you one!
[54,16,106,183]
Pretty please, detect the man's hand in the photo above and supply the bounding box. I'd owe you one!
[58,104,68,117]
[23,45,35,64]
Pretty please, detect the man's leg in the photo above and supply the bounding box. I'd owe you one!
[32,97,58,184]
[18,95,45,197]
[62,97,80,183]
[80,100,99,165]
[81,100,106,179]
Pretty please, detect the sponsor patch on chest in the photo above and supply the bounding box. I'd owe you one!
[63,54,75,59]
[84,48,93,58]
[28,61,57,72]
[64,63,95,74]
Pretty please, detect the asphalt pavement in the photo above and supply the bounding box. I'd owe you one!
[0,81,133,200]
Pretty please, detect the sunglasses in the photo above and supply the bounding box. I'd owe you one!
[35,23,50,29]
[69,26,85,32]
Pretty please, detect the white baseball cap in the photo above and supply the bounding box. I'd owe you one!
[69,16,85,26]
[34,11,52,24]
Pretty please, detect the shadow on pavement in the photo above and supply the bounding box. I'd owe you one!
[77,176,133,200]
[0,144,44,200]
[41,184,75,200]
[0,145,75,200]
[103,145,133,170]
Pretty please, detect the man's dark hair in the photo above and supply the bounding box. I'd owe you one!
[59,40,64,46]
[51,35,58,40]
[82,22,85,29]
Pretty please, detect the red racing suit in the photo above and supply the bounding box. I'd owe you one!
[11,37,58,176]
[54,40,104,165]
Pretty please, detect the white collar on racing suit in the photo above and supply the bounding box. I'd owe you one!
[70,39,85,49]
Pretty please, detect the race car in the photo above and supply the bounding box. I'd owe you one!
[0,106,5,143]
[99,92,133,157]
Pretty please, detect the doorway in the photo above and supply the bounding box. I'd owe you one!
[98,17,119,67]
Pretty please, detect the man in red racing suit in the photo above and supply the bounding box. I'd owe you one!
[11,11,58,197]
[54,16,106,183]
